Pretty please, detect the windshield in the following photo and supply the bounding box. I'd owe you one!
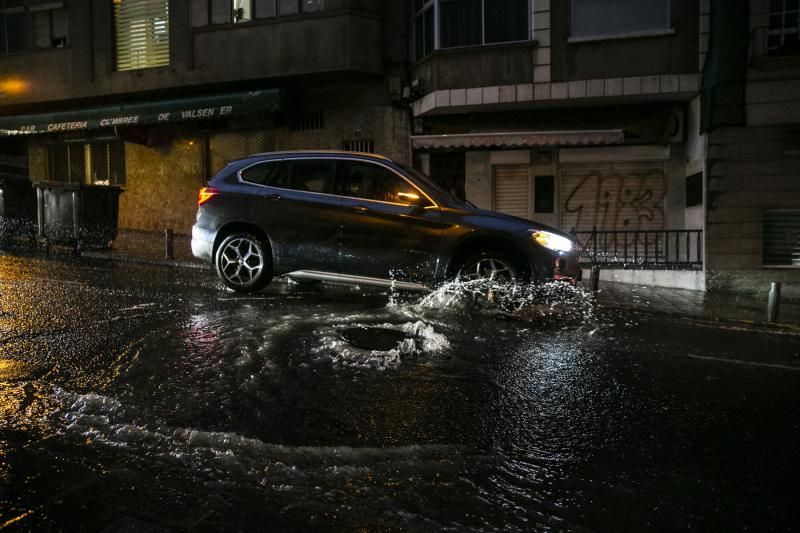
[395,163,471,208]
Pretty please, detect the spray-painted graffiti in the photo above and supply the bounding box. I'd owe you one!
[562,169,665,232]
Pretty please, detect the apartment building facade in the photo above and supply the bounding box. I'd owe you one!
[0,0,410,234]
[701,0,800,295]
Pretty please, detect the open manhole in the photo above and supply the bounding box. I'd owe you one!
[339,326,409,351]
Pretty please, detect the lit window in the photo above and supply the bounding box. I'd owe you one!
[415,0,530,61]
[571,0,670,39]
[48,140,126,186]
[0,0,25,55]
[768,0,800,56]
[33,6,68,49]
[191,0,321,25]
[114,0,170,71]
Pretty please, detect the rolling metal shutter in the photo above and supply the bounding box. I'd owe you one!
[114,0,170,71]
[493,165,530,219]
[560,161,666,232]
[209,130,272,176]
[763,209,800,265]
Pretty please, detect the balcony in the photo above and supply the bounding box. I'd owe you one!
[191,11,383,82]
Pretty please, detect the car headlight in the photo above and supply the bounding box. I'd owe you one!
[531,230,574,253]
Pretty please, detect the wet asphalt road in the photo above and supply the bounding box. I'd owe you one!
[0,253,799,532]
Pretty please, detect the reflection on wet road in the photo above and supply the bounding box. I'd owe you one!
[0,254,798,531]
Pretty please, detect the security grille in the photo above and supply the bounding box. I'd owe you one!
[763,209,800,266]
[114,0,170,71]
[342,139,375,153]
[209,129,272,175]
[289,111,324,131]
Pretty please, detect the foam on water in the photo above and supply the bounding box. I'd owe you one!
[312,320,450,371]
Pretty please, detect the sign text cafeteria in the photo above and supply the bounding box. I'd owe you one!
[15,105,235,133]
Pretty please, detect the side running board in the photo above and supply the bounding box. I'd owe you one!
[285,270,431,292]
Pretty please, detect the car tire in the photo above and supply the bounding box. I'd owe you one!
[456,250,524,284]
[215,232,273,293]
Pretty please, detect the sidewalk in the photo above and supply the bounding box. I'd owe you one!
[592,281,800,330]
[82,229,206,269]
[87,230,799,329]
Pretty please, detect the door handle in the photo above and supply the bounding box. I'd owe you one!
[352,205,371,213]
[265,193,282,201]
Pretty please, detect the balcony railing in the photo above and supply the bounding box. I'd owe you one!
[572,228,703,269]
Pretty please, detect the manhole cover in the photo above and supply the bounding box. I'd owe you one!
[339,326,408,351]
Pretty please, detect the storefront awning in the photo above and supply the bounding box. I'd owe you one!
[411,130,625,150]
[0,89,283,136]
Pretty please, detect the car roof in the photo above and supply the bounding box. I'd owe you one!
[245,150,391,162]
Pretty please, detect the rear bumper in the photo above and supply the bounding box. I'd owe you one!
[191,225,215,262]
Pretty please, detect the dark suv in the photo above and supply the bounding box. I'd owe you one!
[192,151,580,292]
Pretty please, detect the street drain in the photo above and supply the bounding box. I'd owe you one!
[339,326,409,351]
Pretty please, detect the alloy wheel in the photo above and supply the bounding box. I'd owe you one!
[218,236,265,287]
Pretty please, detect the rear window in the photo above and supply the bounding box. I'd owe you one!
[239,159,335,195]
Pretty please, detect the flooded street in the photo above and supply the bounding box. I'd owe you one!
[1,254,798,531]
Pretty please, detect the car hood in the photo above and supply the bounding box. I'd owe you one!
[463,207,576,240]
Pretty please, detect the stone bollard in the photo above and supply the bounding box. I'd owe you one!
[590,265,601,292]
[165,228,174,260]
[767,281,781,322]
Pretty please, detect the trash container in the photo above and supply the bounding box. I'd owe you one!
[0,176,37,244]
[35,182,124,250]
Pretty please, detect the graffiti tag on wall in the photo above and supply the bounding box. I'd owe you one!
[562,169,665,232]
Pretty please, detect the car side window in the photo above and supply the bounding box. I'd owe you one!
[338,162,430,206]
[240,160,290,187]
[286,159,336,194]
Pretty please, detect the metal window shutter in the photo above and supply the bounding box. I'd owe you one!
[763,209,800,266]
[560,161,666,232]
[114,0,170,71]
[493,165,529,219]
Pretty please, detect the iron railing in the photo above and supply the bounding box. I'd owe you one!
[573,228,703,268]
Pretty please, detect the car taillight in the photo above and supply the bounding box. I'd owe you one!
[198,187,219,206]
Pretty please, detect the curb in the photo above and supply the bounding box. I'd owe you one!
[81,251,210,271]
[600,303,800,335]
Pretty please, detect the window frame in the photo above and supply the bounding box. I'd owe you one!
[236,157,438,208]
[569,0,672,42]
[767,0,800,56]
[46,138,126,186]
[413,0,532,62]
[193,0,324,26]
[0,1,26,55]
[32,5,69,49]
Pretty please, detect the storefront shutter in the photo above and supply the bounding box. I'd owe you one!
[493,164,530,219]
[560,161,666,232]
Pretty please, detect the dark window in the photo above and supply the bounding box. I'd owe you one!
[430,152,465,200]
[485,0,529,43]
[338,162,429,206]
[192,0,319,25]
[534,175,554,213]
[769,0,800,56]
[763,209,800,265]
[685,172,702,208]
[0,0,25,55]
[281,159,335,193]
[440,0,481,48]
[571,0,670,38]
[33,7,68,48]
[433,0,528,53]
[241,160,290,186]
[414,1,434,59]
[48,140,125,186]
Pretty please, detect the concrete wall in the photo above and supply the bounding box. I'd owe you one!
[706,126,800,268]
[549,0,699,81]
[0,0,389,111]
